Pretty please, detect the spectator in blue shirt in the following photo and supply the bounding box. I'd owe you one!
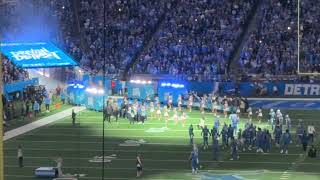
[33,101,40,117]
[60,93,65,104]
[45,96,51,112]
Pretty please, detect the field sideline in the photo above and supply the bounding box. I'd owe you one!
[4,107,320,180]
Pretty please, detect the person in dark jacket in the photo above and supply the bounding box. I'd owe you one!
[301,130,309,153]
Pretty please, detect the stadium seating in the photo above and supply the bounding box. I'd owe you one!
[239,0,320,76]
[133,0,257,81]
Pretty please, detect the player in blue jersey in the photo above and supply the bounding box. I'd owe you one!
[281,129,291,154]
[221,124,228,149]
[214,116,220,132]
[296,123,304,145]
[189,144,199,174]
[230,137,239,160]
[189,125,194,145]
[256,128,264,153]
[229,114,239,137]
[274,125,282,147]
[212,134,219,160]
[201,126,210,150]
[264,130,272,153]
[227,124,234,145]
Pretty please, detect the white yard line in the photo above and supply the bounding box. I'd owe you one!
[4,106,86,141]
[3,149,302,156]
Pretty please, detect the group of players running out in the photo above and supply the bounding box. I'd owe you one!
[102,93,317,175]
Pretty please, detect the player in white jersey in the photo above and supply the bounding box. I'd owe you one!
[285,114,291,130]
[276,109,283,125]
[236,106,241,116]
[256,108,263,123]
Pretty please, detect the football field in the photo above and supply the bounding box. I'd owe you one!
[4,108,320,180]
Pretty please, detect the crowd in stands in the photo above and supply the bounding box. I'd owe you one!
[0,0,319,82]
[76,0,170,76]
[239,0,320,76]
[133,0,257,81]
[2,56,29,84]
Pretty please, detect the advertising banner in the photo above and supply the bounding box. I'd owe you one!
[0,42,78,68]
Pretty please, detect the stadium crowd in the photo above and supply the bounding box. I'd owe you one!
[2,57,29,84]
[239,0,320,76]
[76,0,170,76]
[133,0,257,81]
[0,0,319,82]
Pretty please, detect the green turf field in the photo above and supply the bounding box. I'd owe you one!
[4,108,320,180]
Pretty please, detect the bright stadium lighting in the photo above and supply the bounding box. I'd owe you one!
[161,83,166,87]
[85,87,104,94]
[130,80,134,83]
[147,81,152,84]
[136,80,141,84]
[142,80,147,84]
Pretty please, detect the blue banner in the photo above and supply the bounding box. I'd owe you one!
[4,78,39,100]
[238,82,319,97]
[0,42,78,68]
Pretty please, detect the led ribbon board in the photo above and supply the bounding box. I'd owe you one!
[0,42,78,68]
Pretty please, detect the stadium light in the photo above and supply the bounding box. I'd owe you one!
[130,79,152,85]
[160,82,185,88]
[85,87,104,94]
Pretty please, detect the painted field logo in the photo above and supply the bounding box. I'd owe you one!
[89,154,117,163]
[146,127,169,133]
[119,139,146,147]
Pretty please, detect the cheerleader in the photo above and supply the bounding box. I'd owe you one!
[167,94,173,110]
[156,104,162,121]
[223,101,229,118]
[163,106,169,126]
[180,111,187,127]
[149,101,155,118]
[133,102,138,122]
[172,108,179,124]
[177,95,183,111]
[247,107,252,122]
[212,99,218,116]
[200,96,206,114]
[198,116,205,130]
[256,108,263,123]
[188,95,193,112]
